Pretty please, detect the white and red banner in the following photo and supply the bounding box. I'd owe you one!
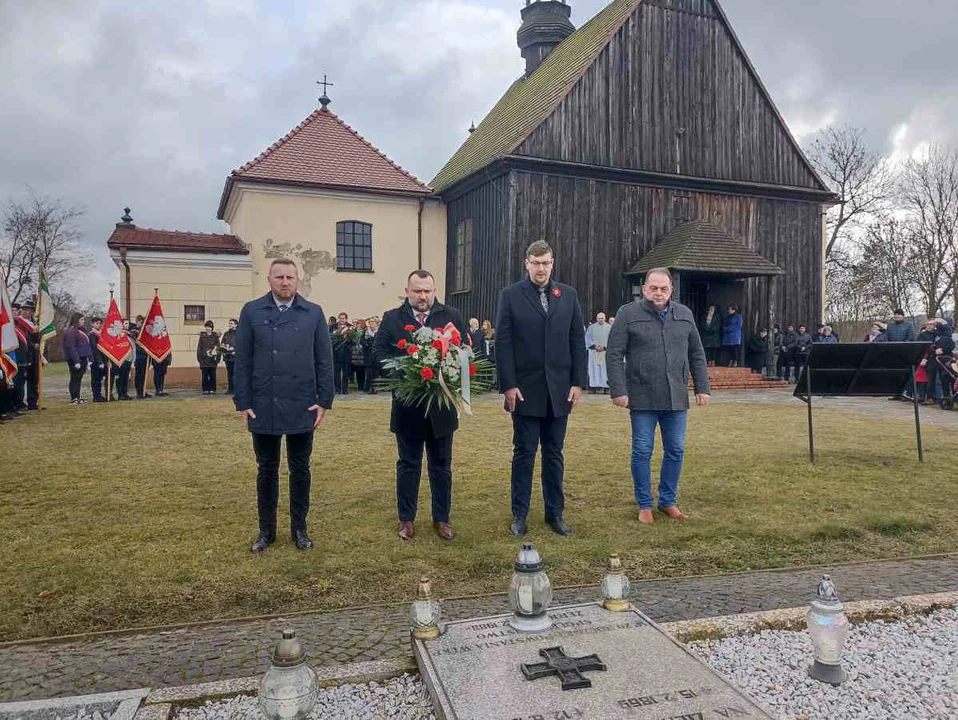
[0,269,18,381]
[136,293,172,363]
[98,297,132,365]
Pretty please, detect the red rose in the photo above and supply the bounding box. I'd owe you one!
[421,367,435,380]
[469,364,477,376]
[450,330,461,345]
[404,324,416,331]
[397,339,407,350]
[552,286,562,299]
[431,339,444,351]
[407,344,419,355]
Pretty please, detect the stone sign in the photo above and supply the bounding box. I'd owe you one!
[413,602,773,720]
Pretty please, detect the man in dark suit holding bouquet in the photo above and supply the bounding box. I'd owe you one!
[495,241,588,537]
[372,270,468,542]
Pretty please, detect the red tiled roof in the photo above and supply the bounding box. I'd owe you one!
[107,225,248,254]
[217,108,431,218]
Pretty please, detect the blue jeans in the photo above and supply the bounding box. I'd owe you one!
[630,410,688,510]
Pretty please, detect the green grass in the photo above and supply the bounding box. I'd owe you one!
[1,396,957,641]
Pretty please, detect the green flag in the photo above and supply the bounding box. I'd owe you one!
[37,266,56,347]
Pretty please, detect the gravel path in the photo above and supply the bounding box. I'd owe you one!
[173,674,434,720]
[690,608,958,720]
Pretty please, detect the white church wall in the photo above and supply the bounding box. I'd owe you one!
[226,183,446,320]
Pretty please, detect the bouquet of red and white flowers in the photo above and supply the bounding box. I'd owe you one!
[377,322,494,415]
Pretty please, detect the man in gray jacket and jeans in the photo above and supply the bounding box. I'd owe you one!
[606,268,710,524]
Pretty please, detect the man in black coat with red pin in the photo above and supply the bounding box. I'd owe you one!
[495,240,588,537]
[372,270,468,542]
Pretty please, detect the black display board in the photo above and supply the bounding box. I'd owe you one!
[793,342,931,462]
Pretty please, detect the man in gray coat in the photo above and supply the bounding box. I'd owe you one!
[234,258,335,553]
[606,268,710,524]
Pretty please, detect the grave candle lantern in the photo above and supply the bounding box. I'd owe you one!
[258,629,319,720]
[410,576,442,640]
[806,574,849,686]
[600,553,631,612]
[508,542,553,633]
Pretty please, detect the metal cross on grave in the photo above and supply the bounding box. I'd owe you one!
[521,646,607,691]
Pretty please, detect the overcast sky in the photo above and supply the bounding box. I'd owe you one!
[2,0,956,303]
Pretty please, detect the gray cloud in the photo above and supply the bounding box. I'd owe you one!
[1,0,954,302]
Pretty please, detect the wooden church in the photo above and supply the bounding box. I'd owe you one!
[431,0,836,337]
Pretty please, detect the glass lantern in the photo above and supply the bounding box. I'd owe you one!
[410,576,442,640]
[806,574,849,686]
[600,553,631,612]
[508,542,553,633]
[258,629,319,719]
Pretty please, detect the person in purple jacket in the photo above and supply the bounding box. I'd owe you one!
[62,313,93,404]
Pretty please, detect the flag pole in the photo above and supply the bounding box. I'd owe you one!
[36,268,44,411]
[107,285,114,402]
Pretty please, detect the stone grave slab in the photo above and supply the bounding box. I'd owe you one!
[0,688,148,720]
[414,602,773,720]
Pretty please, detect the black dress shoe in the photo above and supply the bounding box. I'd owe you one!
[510,517,528,536]
[547,518,573,536]
[292,529,314,551]
[250,532,275,554]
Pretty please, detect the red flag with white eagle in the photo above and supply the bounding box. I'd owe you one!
[0,269,18,382]
[136,293,172,363]
[98,296,132,365]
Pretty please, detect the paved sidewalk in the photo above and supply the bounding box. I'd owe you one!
[2,555,957,701]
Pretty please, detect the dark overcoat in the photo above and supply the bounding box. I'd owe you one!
[372,299,467,439]
[233,293,335,436]
[494,278,588,418]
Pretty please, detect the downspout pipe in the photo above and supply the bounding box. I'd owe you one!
[120,247,132,319]
[417,197,424,270]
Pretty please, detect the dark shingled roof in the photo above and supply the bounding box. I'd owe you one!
[430,0,641,193]
[627,220,783,277]
[108,225,248,255]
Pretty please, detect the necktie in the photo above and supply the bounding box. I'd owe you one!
[279,305,288,313]
[538,287,549,314]
[417,312,427,326]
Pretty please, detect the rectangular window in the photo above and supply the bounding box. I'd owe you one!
[451,219,473,293]
[184,305,205,322]
[336,221,373,272]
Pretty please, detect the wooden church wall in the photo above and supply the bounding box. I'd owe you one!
[516,0,823,191]
[507,171,822,333]
[444,173,512,323]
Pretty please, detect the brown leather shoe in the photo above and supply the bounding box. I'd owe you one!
[659,505,689,520]
[398,521,415,540]
[638,509,654,524]
[433,522,455,541]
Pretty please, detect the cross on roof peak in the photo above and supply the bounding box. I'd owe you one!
[317,74,335,111]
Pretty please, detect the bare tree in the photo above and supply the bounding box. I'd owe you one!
[0,192,91,304]
[855,218,920,315]
[806,125,893,261]
[825,255,885,323]
[899,145,958,316]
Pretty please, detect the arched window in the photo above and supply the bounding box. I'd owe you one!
[451,219,473,293]
[336,221,373,272]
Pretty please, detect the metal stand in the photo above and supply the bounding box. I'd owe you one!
[806,363,814,464]
[912,366,924,463]
[808,660,847,686]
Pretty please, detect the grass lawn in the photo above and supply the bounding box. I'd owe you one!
[2,395,957,641]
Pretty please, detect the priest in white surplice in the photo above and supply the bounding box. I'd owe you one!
[585,312,612,394]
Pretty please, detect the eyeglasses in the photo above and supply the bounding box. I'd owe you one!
[527,260,554,268]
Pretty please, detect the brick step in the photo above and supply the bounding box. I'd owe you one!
[690,366,788,390]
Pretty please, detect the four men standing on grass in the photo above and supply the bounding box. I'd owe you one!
[232,254,713,553]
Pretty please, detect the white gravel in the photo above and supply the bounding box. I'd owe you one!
[169,610,958,720]
[173,673,434,720]
[689,608,958,720]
